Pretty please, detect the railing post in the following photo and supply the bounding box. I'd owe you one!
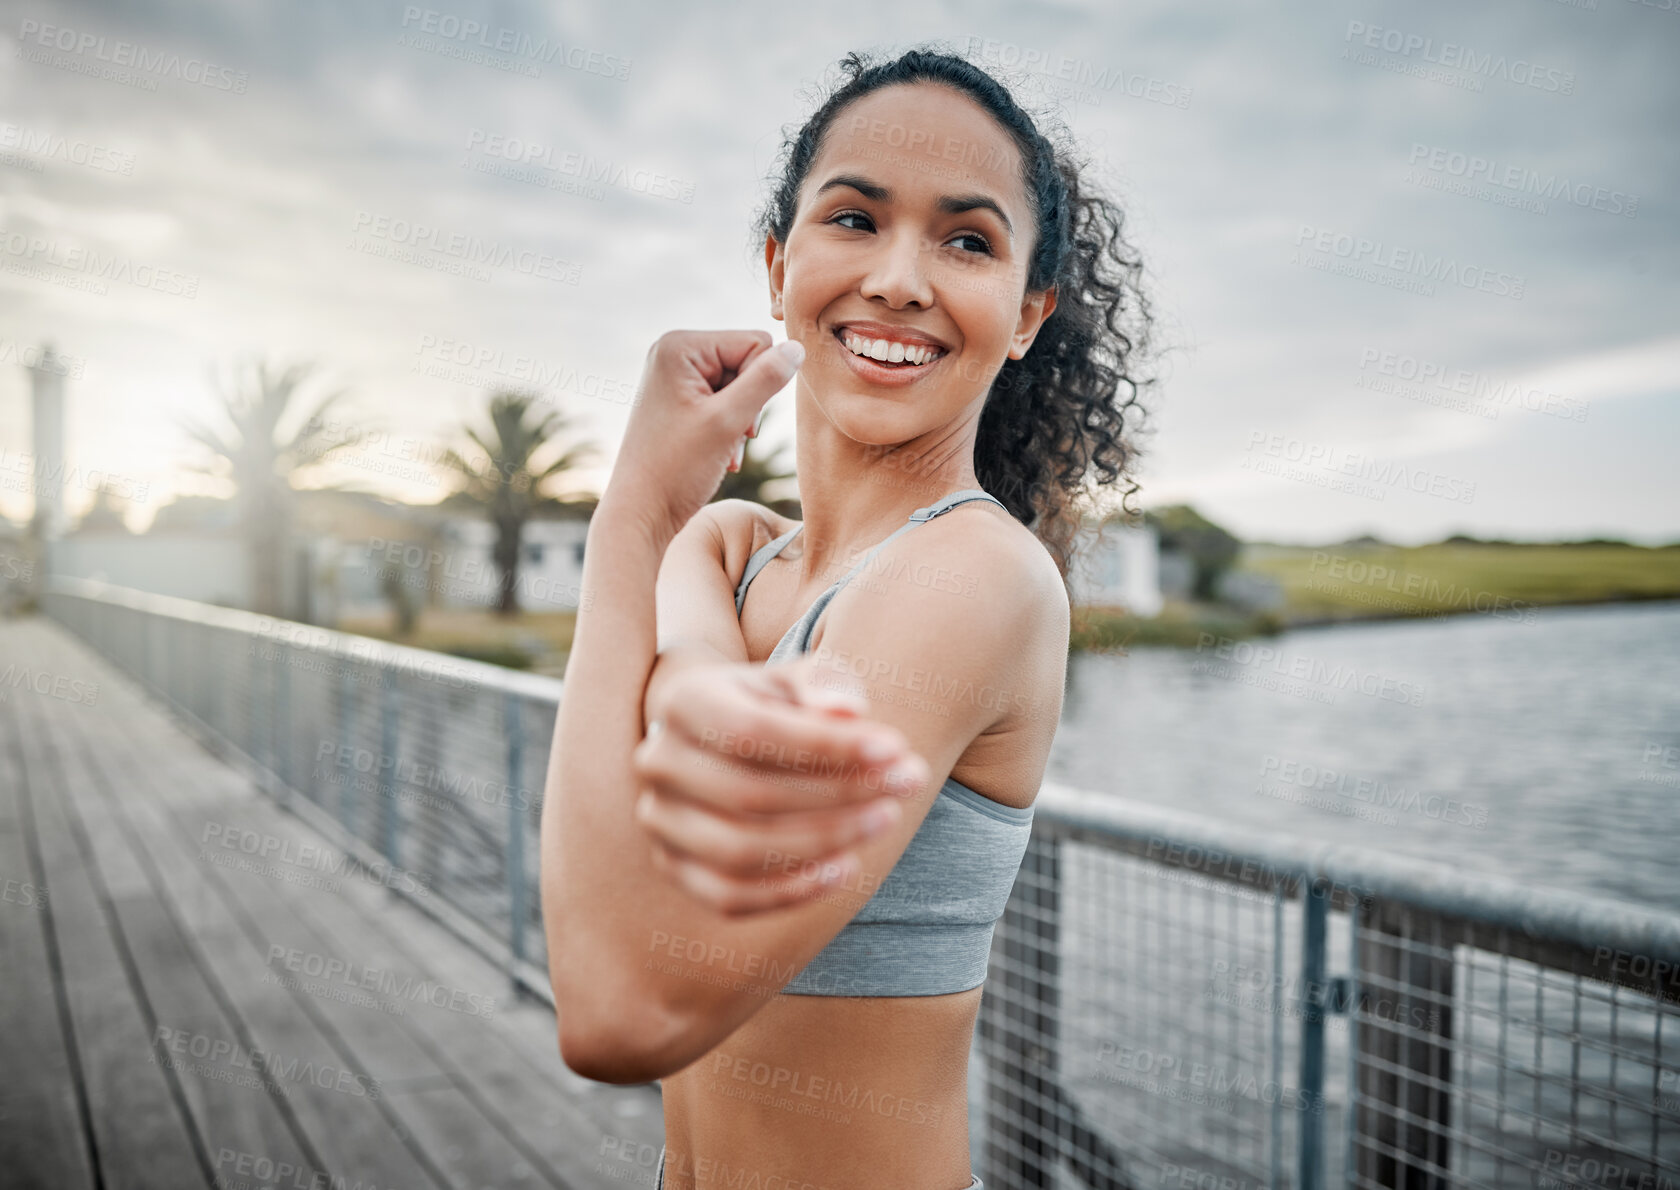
[1298,878,1331,1190]
[981,831,1061,1188]
[248,631,262,773]
[275,641,291,806]
[505,691,527,974]
[337,668,355,834]
[1355,904,1454,1190]
[380,670,401,868]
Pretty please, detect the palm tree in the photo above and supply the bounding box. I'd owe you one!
[710,436,798,508]
[178,358,359,617]
[442,391,595,617]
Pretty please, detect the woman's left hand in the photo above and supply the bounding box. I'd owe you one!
[603,330,804,543]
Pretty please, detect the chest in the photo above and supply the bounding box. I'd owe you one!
[737,552,835,665]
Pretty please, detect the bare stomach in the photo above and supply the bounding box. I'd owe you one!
[657,987,983,1189]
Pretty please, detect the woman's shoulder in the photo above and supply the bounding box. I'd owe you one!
[876,497,1070,643]
[698,499,801,571]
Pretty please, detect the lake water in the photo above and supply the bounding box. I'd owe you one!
[1049,600,1680,914]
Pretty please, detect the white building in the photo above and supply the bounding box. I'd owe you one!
[1067,519,1164,616]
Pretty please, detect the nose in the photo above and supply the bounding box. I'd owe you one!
[858,227,933,310]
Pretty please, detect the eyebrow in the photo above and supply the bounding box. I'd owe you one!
[813,173,1014,240]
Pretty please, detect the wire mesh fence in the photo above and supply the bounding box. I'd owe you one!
[41,578,1680,1190]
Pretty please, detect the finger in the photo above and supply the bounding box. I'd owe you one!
[658,687,927,809]
[685,330,773,390]
[636,725,922,825]
[712,339,804,430]
[769,654,871,717]
[635,786,902,880]
[655,846,861,917]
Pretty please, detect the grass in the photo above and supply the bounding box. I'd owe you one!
[1071,600,1281,652]
[1239,542,1680,626]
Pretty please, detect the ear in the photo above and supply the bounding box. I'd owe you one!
[765,233,785,322]
[1008,283,1057,361]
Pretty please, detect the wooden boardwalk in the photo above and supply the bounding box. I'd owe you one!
[0,614,665,1190]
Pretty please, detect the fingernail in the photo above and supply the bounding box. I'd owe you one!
[773,340,805,369]
[860,734,899,763]
[749,406,766,439]
[884,758,925,792]
[862,801,900,836]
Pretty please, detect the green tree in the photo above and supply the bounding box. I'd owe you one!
[1143,504,1242,602]
[442,391,595,617]
[710,437,798,507]
[178,358,359,617]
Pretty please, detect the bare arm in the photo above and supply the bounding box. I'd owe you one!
[546,490,1064,1083]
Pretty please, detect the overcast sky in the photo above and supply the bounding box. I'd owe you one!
[1,0,1674,544]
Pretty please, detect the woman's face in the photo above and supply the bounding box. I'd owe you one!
[767,82,1057,448]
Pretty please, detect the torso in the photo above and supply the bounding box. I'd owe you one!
[657,500,1064,1189]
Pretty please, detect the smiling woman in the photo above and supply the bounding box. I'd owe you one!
[539,44,1155,1190]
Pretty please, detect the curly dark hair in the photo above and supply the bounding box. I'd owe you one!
[750,44,1157,582]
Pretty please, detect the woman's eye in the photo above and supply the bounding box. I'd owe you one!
[831,211,873,231]
[949,232,994,256]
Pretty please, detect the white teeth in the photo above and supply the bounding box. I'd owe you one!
[840,331,943,366]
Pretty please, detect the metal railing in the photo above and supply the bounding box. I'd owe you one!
[40,578,1680,1190]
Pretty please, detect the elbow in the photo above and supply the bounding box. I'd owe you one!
[556,990,690,1086]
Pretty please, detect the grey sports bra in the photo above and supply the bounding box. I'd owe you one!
[732,488,1035,997]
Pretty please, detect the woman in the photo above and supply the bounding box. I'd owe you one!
[541,45,1152,1190]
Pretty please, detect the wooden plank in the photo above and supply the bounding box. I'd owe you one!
[0,653,98,1190]
[8,683,208,1190]
[25,629,448,1190]
[24,615,671,1189]
[79,637,654,1188]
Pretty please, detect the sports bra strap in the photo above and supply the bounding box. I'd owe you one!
[734,526,802,617]
[734,487,1006,620]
